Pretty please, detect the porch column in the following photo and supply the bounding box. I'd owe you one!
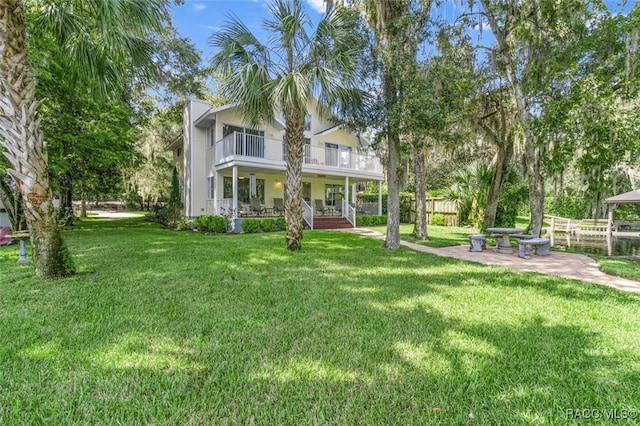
[232,166,238,218]
[351,183,356,204]
[344,176,349,212]
[213,170,219,215]
[378,181,383,215]
[607,208,614,237]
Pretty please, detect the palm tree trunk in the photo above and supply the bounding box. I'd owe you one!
[284,111,305,251]
[0,0,75,278]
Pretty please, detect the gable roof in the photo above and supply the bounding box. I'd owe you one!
[604,189,640,204]
[195,103,285,131]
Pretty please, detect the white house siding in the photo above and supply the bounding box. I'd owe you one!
[180,99,382,219]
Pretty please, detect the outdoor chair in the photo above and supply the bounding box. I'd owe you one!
[249,197,265,215]
[314,199,330,215]
[273,198,284,215]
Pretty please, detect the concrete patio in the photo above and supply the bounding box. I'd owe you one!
[349,229,640,295]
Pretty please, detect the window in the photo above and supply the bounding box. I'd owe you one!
[176,147,182,157]
[304,114,312,131]
[223,176,265,203]
[325,184,344,206]
[303,182,311,202]
[206,125,216,148]
[207,176,215,200]
[325,142,352,167]
[284,182,311,203]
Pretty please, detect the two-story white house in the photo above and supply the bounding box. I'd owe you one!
[168,98,384,230]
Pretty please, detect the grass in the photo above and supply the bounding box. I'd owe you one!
[596,256,640,282]
[368,223,474,247]
[1,217,639,425]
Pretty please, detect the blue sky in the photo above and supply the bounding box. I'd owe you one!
[171,0,635,65]
[171,0,325,61]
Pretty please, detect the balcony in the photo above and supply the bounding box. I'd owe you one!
[215,132,383,175]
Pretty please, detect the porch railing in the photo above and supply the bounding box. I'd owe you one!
[343,199,356,227]
[216,132,382,174]
[302,199,313,229]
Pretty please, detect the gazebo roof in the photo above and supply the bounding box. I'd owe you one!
[604,189,640,204]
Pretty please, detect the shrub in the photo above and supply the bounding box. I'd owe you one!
[356,215,387,226]
[275,216,286,230]
[148,204,169,225]
[260,218,276,232]
[194,215,230,233]
[242,218,261,233]
[430,213,445,226]
[176,218,195,231]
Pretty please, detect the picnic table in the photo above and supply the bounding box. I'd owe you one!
[487,227,525,254]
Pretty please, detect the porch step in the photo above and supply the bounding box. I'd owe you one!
[312,217,353,230]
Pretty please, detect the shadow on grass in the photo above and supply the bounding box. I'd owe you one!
[1,219,638,424]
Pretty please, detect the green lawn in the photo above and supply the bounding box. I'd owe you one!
[1,217,639,425]
[368,223,474,247]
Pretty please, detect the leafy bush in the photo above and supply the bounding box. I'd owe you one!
[275,216,286,230]
[546,194,588,219]
[242,218,261,233]
[176,218,195,231]
[148,204,169,225]
[356,215,387,226]
[260,218,276,232]
[194,215,230,233]
[430,213,445,226]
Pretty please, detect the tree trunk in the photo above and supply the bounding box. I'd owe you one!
[57,172,75,226]
[284,110,305,251]
[0,0,75,278]
[480,117,514,230]
[413,146,428,240]
[384,132,402,249]
[481,0,545,237]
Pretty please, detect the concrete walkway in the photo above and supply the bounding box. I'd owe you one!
[348,229,640,295]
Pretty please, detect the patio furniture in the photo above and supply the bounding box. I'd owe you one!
[468,234,487,252]
[518,238,551,259]
[249,197,265,216]
[487,227,525,254]
[273,198,284,215]
[314,199,330,215]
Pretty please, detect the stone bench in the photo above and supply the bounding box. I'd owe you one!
[518,237,550,259]
[469,234,487,252]
[8,231,31,264]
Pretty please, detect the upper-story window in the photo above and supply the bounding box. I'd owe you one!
[206,125,216,148]
[177,147,182,157]
[304,114,312,131]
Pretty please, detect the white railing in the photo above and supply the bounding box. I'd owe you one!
[302,199,313,229]
[216,132,283,162]
[343,199,356,227]
[304,145,381,173]
[216,132,382,174]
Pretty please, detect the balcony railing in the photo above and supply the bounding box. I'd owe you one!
[215,132,383,174]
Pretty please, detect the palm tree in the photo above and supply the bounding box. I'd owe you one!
[0,0,167,278]
[209,0,365,251]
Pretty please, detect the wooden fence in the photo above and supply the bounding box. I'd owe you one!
[408,197,459,226]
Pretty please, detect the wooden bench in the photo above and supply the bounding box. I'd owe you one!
[518,237,550,259]
[468,234,487,252]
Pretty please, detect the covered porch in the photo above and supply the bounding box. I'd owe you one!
[205,165,383,229]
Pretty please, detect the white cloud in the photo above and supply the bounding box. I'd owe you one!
[192,3,206,11]
[306,0,325,14]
